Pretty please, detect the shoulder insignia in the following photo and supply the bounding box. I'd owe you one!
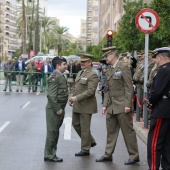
[51,73,57,77]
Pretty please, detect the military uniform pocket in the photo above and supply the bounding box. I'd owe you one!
[79,79,87,84]
[112,75,122,80]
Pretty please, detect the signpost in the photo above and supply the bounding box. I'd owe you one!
[135,8,160,128]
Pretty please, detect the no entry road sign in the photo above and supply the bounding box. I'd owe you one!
[135,8,160,33]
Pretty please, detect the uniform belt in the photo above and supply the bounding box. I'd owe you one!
[163,95,168,99]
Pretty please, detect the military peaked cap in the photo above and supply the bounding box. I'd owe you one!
[140,50,153,55]
[152,47,170,58]
[79,53,93,61]
[101,46,117,53]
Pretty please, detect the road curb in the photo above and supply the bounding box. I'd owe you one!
[133,120,148,144]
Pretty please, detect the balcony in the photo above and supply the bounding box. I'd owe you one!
[5,27,16,33]
[5,21,16,27]
[8,45,18,51]
[5,34,16,40]
[9,40,18,45]
[6,15,16,21]
[6,2,16,9]
[5,8,16,15]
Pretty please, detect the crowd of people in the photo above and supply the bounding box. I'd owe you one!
[0,56,81,92]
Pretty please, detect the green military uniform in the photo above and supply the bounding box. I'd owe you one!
[146,64,158,92]
[139,59,155,85]
[103,60,139,160]
[26,62,38,92]
[133,57,144,119]
[44,70,68,160]
[72,54,98,154]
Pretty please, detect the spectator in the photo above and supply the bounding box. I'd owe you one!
[40,57,51,92]
[98,65,107,104]
[35,57,44,92]
[74,60,81,73]
[27,59,38,92]
[15,56,26,92]
[3,58,14,92]
[67,60,76,90]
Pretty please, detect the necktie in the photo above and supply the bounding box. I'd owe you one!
[80,70,84,76]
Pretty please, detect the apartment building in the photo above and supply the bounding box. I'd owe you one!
[86,0,99,45]
[80,19,86,36]
[0,0,18,60]
[50,17,60,26]
[99,0,152,40]
[40,0,48,16]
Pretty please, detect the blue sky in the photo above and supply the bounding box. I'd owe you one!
[48,0,86,37]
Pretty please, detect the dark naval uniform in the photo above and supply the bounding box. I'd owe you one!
[44,70,68,160]
[147,47,170,170]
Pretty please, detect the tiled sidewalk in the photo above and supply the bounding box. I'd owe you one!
[133,115,149,144]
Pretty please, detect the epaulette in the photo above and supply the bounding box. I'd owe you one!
[51,73,57,77]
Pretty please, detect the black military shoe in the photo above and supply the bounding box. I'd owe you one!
[3,89,6,91]
[96,156,112,162]
[124,159,140,165]
[75,151,90,156]
[44,156,63,162]
[91,143,97,147]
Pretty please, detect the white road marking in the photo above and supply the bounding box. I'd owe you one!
[0,121,11,133]
[63,117,72,140]
[21,101,31,109]
[36,92,40,95]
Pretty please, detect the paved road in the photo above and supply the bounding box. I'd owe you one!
[0,89,148,170]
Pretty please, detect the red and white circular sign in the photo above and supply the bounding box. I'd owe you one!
[135,8,160,33]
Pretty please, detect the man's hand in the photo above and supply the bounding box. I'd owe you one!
[69,96,77,103]
[102,107,107,115]
[68,100,73,107]
[57,109,63,115]
[125,107,131,113]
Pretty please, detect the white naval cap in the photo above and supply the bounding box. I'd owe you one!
[152,47,170,58]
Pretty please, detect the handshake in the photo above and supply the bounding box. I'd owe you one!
[68,96,77,106]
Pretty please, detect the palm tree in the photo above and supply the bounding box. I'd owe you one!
[17,0,32,54]
[34,0,39,54]
[41,17,57,53]
[55,26,70,55]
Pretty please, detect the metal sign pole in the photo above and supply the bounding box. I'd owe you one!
[143,33,149,128]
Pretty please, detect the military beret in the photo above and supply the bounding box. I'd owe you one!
[79,53,93,62]
[152,47,170,58]
[52,56,67,63]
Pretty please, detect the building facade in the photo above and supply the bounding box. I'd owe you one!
[99,0,152,40]
[40,0,48,16]
[86,0,99,45]
[0,0,18,60]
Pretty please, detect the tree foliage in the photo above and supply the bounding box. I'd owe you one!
[87,0,170,56]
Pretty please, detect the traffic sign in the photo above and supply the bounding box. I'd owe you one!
[135,8,160,33]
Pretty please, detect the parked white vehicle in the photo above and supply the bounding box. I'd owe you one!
[25,55,56,66]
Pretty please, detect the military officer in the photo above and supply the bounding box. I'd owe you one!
[96,47,139,165]
[26,59,38,92]
[133,53,145,118]
[69,54,98,156]
[44,56,68,162]
[147,47,170,170]
[139,51,155,85]
[146,63,158,93]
